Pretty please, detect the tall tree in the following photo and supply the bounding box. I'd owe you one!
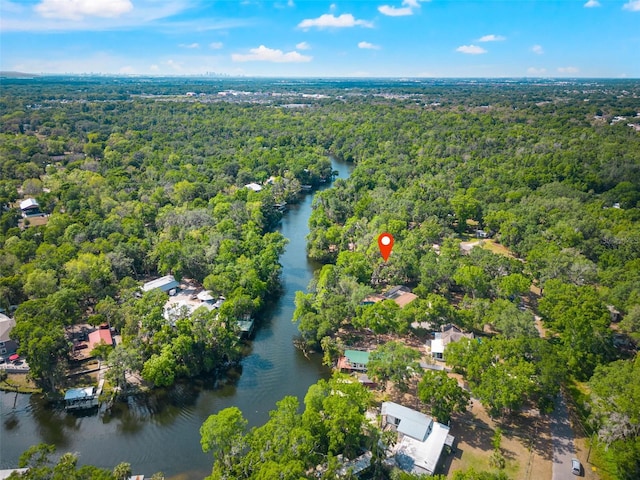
[200,406,247,473]
[367,341,421,392]
[417,370,470,424]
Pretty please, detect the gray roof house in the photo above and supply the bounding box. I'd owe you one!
[19,198,41,217]
[381,402,454,476]
[141,275,180,294]
[0,313,18,358]
[19,198,39,211]
[430,324,474,361]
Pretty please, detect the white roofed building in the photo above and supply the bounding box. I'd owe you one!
[141,275,180,293]
[381,402,453,476]
[244,183,263,192]
[163,299,216,324]
[19,198,39,210]
[19,198,41,217]
[162,289,224,325]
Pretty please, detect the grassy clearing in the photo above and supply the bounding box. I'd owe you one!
[481,239,516,258]
[446,400,550,480]
[1,373,41,393]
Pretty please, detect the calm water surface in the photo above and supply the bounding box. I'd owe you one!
[0,158,352,479]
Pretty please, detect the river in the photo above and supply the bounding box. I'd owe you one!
[0,158,352,479]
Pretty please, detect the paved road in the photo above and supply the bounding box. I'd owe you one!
[550,394,577,480]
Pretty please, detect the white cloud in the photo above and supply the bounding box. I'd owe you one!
[378,5,414,16]
[0,0,248,35]
[531,44,544,55]
[232,45,312,63]
[557,66,579,74]
[180,43,200,49]
[358,41,381,50]
[35,0,133,20]
[584,0,601,7]
[456,44,487,55]
[298,13,373,28]
[209,42,224,50]
[150,64,159,71]
[119,65,135,74]
[526,67,547,75]
[296,41,311,50]
[623,0,640,11]
[478,34,506,42]
[378,0,428,17]
[2,0,209,32]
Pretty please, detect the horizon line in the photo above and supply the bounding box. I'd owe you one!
[1,71,638,81]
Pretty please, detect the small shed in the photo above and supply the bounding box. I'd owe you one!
[236,319,255,338]
[355,372,378,389]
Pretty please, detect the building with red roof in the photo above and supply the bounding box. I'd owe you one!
[88,328,113,351]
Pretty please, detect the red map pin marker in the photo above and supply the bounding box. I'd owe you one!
[378,232,394,261]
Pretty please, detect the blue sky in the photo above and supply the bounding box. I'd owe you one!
[1,0,639,77]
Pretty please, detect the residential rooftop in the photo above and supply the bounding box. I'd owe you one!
[141,275,180,293]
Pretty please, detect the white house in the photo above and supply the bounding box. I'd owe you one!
[381,402,454,476]
[430,324,474,361]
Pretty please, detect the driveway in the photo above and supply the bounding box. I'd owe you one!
[550,394,577,480]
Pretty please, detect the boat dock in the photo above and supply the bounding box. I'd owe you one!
[64,379,103,411]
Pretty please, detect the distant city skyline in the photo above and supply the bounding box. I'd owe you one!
[1,0,639,78]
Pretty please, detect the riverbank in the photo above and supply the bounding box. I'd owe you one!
[1,157,352,479]
[0,374,40,394]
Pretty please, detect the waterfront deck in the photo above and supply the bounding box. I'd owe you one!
[64,379,103,411]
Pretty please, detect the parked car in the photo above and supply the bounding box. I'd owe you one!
[571,458,582,476]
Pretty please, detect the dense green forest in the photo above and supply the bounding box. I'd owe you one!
[1,77,639,479]
[0,77,334,394]
[289,80,640,478]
